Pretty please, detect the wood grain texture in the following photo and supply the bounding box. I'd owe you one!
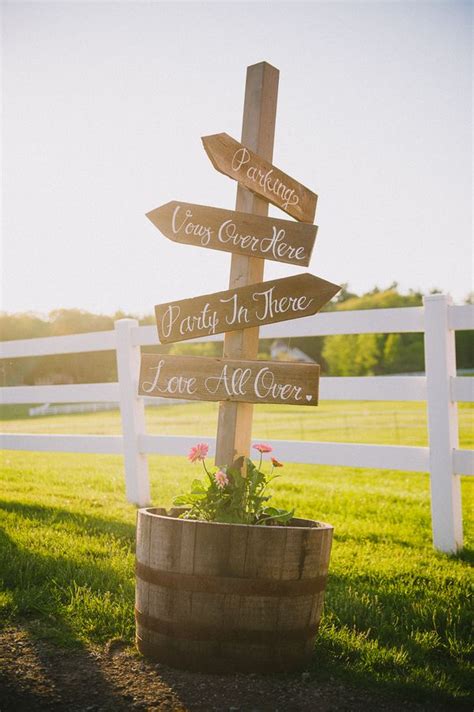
[138,354,320,406]
[202,132,318,223]
[145,201,317,267]
[216,62,279,466]
[154,272,341,344]
[135,508,333,673]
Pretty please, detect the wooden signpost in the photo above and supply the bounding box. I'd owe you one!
[136,60,341,675]
[140,61,341,466]
[146,201,318,267]
[139,354,320,406]
[154,273,340,344]
[202,133,318,223]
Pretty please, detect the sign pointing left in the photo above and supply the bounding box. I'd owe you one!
[146,201,317,267]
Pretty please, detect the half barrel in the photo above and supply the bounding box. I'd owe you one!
[135,507,333,673]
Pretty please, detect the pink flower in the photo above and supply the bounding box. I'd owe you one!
[188,443,209,463]
[214,470,229,489]
[253,443,273,454]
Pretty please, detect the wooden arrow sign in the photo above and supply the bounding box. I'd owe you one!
[154,272,341,344]
[202,133,317,223]
[139,354,320,406]
[146,201,317,267]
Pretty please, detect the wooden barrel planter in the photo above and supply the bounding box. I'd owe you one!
[135,507,333,673]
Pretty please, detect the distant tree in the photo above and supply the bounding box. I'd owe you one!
[1,287,472,386]
[335,287,422,312]
[322,286,425,376]
[383,333,402,372]
[323,333,383,376]
[0,312,50,385]
[0,312,49,341]
[138,313,157,326]
[332,283,359,306]
[48,309,114,335]
[383,333,424,374]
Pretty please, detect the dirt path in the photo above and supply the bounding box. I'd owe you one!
[0,627,451,711]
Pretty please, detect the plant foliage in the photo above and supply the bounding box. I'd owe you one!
[173,446,293,525]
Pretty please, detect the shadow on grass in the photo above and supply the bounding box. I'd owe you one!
[0,518,135,710]
[0,498,136,542]
[0,500,135,638]
[334,530,417,548]
[0,498,472,710]
[454,546,474,565]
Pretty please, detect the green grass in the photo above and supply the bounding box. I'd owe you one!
[2,399,473,448]
[1,401,473,708]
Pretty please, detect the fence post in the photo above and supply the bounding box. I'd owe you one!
[115,318,150,507]
[423,294,462,553]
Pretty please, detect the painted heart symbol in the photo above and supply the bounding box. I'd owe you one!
[306,395,312,402]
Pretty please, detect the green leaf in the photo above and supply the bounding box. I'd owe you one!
[258,507,294,526]
[190,479,207,494]
[172,494,193,506]
[214,510,245,524]
[174,492,206,505]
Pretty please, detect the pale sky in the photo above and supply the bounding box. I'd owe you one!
[2,0,472,316]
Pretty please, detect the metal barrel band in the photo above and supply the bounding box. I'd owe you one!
[135,608,318,644]
[135,561,327,597]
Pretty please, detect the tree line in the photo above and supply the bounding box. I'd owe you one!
[1,286,472,387]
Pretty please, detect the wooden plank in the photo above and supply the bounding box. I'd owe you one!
[202,132,317,223]
[154,272,341,344]
[138,354,320,406]
[146,201,317,267]
[135,511,332,672]
[215,62,279,466]
[133,305,425,347]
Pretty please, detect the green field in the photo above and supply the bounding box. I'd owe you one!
[1,401,473,708]
[2,399,474,447]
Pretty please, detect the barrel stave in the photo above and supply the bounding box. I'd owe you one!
[135,508,333,673]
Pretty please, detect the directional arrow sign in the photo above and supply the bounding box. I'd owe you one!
[146,201,317,267]
[202,133,318,223]
[139,354,320,406]
[154,272,341,344]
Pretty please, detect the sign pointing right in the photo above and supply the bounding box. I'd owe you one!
[154,272,341,344]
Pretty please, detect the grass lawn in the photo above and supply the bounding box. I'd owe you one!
[1,401,473,708]
[2,399,474,448]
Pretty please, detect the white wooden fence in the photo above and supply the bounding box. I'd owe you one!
[1,294,473,554]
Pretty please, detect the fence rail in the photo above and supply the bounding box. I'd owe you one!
[1,383,120,404]
[1,295,473,553]
[0,329,117,358]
